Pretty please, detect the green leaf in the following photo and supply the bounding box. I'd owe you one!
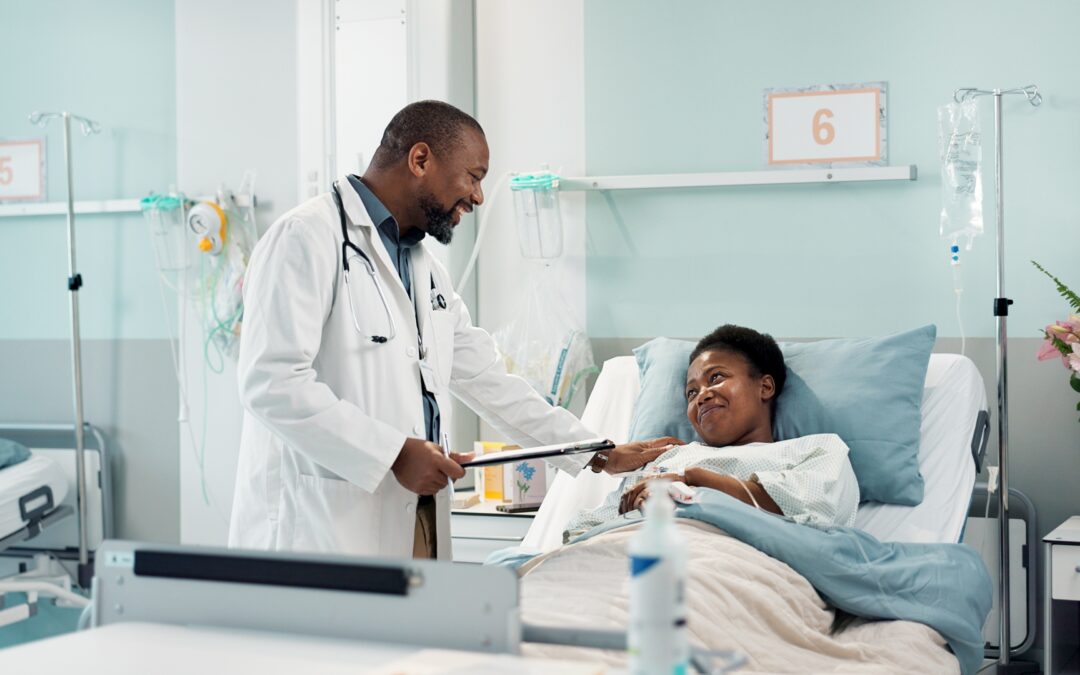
[1032,260,1080,312]
[1071,373,1080,393]
[1075,400,1080,411]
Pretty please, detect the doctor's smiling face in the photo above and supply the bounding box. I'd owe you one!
[414,126,488,245]
[364,100,489,246]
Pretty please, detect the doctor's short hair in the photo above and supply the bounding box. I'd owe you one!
[370,100,485,169]
[689,325,787,400]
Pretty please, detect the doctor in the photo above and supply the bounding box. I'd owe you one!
[230,101,671,560]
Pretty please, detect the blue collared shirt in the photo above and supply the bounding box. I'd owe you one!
[347,175,440,446]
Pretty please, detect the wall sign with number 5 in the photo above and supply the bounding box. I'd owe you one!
[764,82,887,167]
[0,139,47,202]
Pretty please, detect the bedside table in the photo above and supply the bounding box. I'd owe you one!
[450,494,536,564]
[1045,516,1080,674]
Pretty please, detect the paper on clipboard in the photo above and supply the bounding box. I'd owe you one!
[460,438,614,468]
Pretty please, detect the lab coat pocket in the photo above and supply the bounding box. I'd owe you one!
[428,311,456,391]
[293,473,381,556]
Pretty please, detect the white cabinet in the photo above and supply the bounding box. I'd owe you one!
[1045,516,1080,674]
[450,497,535,564]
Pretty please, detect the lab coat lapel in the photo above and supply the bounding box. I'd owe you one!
[410,247,432,347]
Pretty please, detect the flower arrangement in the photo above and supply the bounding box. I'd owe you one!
[1033,261,1080,420]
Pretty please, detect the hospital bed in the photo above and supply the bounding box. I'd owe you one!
[524,352,989,551]
[513,353,991,673]
[0,423,111,627]
[2,540,644,674]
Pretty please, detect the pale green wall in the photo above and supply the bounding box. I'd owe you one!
[585,0,1080,339]
[0,0,177,340]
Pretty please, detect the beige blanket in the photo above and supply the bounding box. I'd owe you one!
[520,520,959,674]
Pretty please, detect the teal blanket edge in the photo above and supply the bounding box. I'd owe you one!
[489,489,991,675]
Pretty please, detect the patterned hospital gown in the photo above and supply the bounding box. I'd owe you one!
[564,433,859,541]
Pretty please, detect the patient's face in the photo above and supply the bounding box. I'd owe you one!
[685,349,775,447]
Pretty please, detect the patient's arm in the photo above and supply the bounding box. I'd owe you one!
[683,468,783,515]
[617,469,782,516]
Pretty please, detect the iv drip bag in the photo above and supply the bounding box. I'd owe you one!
[938,100,984,250]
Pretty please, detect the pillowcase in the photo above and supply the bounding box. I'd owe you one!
[627,325,936,506]
[0,438,32,470]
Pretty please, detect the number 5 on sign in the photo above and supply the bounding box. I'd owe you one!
[0,139,46,202]
[765,83,886,166]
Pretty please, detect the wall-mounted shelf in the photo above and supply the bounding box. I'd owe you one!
[558,165,917,191]
[0,193,259,219]
[0,199,142,218]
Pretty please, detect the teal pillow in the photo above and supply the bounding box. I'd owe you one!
[0,438,31,470]
[627,325,936,506]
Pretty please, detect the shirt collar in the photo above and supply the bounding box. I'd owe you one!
[347,175,426,248]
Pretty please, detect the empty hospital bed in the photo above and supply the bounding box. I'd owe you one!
[0,423,112,629]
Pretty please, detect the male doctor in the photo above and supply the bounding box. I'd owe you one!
[230,101,673,559]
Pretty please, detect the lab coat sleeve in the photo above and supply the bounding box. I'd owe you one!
[441,270,595,476]
[237,216,405,493]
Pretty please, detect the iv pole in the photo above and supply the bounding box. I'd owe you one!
[28,111,101,588]
[952,85,1041,673]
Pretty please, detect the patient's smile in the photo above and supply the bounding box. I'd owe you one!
[686,349,775,447]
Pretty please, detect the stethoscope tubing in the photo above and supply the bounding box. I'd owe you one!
[333,181,398,344]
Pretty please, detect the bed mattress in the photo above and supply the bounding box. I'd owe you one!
[0,454,69,541]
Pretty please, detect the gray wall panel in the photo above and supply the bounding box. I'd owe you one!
[0,339,179,543]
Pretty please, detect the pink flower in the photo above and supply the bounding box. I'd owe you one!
[1071,344,1080,373]
[1038,338,1062,361]
[1048,320,1080,343]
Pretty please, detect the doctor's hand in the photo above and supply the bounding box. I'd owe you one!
[392,437,468,496]
[589,436,684,475]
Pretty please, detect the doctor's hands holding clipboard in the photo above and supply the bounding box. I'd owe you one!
[392,437,474,496]
[390,435,683,496]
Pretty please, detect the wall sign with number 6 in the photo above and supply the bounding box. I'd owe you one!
[0,139,46,202]
[764,82,887,167]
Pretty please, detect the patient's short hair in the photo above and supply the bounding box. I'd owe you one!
[370,100,484,169]
[690,325,787,401]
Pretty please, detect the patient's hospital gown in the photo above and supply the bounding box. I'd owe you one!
[565,433,859,540]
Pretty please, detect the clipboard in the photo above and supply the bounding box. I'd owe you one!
[460,438,615,468]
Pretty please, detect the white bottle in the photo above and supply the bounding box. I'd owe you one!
[628,480,689,675]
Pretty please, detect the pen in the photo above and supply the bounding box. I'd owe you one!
[441,432,456,500]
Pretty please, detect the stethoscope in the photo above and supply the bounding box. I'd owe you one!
[331,181,448,345]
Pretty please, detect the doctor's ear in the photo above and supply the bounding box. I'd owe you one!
[408,142,433,177]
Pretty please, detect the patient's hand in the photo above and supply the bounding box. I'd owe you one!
[592,436,683,475]
[619,473,682,514]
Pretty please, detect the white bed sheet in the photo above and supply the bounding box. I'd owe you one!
[522,353,986,552]
[0,454,69,541]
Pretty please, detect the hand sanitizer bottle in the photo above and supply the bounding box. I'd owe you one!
[628,480,689,674]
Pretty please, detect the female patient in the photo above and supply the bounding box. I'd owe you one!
[565,325,859,539]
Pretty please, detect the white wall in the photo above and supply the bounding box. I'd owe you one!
[175,0,299,545]
[474,0,587,334]
[473,0,588,436]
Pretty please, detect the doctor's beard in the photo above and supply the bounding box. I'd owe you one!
[418,193,457,245]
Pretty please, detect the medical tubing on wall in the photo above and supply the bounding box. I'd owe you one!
[455,172,511,291]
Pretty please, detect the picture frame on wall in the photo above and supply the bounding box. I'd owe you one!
[763,82,887,168]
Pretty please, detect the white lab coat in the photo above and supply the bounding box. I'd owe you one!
[228,177,594,559]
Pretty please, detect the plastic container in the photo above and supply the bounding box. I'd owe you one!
[510,171,563,259]
[628,480,689,674]
[140,193,188,271]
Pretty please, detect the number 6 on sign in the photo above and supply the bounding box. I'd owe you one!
[764,83,886,166]
[812,109,835,145]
